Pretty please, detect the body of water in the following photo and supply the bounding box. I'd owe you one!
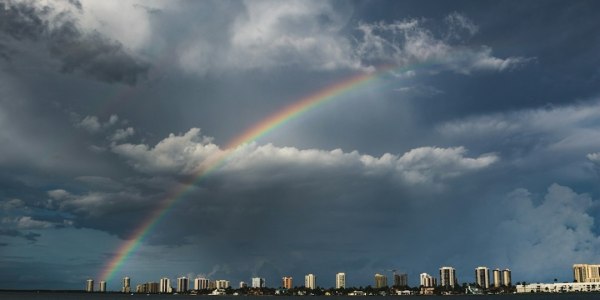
[2,293,600,300]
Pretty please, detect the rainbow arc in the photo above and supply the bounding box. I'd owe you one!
[99,63,414,282]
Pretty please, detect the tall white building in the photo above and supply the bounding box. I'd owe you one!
[439,266,457,288]
[252,277,265,288]
[305,274,316,289]
[239,281,247,288]
[195,278,209,290]
[177,277,189,293]
[99,281,106,292]
[475,266,490,289]
[336,273,346,289]
[160,278,171,293]
[502,269,512,286]
[86,279,94,292]
[493,269,501,288]
[420,273,435,287]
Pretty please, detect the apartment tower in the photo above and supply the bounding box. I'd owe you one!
[282,277,293,289]
[439,267,457,288]
[305,274,316,289]
[420,273,435,287]
[336,273,346,289]
[160,278,171,293]
[86,279,94,292]
[252,277,265,288]
[374,273,388,288]
[502,269,512,286]
[475,266,490,289]
[177,277,189,293]
[493,269,501,288]
[122,277,131,293]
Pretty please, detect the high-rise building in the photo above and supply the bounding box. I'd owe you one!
[573,264,600,283]
[86,279,94,292]
[475,266,490,289]
[209,280,217,289]
[282,277,293,289]
[177,277,189,293]
[502,269,512,286]
[419,273,435,287]
[252,277,265,288]
[336,273,346,289]
[374,274,387,288]
[148,282,159,293]
[393,273,408,287]
[99,281,106,292]
[305,274,316,289]
[160,278,171,293]
[215,280,230,289]
[135,282,158,294]
[194,278,209,290]
[439,267,457,288]
[493,269,501,288]
[122,277,131,293]
[239,281,247,288]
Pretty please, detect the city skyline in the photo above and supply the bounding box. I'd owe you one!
[80,264,512,292]
[2,0,600,290]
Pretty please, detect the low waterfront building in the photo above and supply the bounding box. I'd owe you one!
[516,282,600,293]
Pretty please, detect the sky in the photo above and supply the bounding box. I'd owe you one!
[1,0,600,291]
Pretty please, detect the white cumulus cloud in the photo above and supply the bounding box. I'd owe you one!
[111,128,498,186]
[494,184,600,278]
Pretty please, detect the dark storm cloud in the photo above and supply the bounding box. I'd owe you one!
[0,228,40,242]
[0,0,149,85]
[2,0,600,290]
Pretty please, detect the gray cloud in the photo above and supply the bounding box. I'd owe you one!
[354,17,530,74]
[0,228,41,242]
[1,0,600,290]
[0,0,149,85]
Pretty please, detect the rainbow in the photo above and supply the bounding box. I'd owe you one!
[99,64,401,283]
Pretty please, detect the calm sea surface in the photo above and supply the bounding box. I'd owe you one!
[2,294,600,300]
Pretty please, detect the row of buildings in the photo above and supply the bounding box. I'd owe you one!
[84,266,509,293]
[418,267,511,289]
